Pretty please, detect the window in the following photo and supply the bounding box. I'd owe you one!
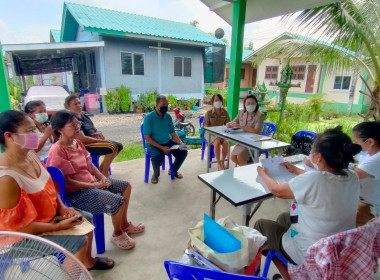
[89,52,96,75]
[121,52,144,75]
[265,66,278,79]
[241,68,245,80]
[333,75,351,90]
[291,65,305,80]
[174,57,192,77]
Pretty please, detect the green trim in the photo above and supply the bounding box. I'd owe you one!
[267,90,312,99]
[324,103,368,113]
[0,44,11,112]
[318,65,327,94]
[227,0,246,119]
[239,87,253,91]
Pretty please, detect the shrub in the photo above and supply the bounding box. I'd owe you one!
[105,90,121,112]
[305,93,327,121]
[136,93,148,110]
[116,85,131,112]
[186,98,198,109]
[146,90,159,111]
[167,94,178,109]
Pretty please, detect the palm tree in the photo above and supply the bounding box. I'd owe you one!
[252,0,380,121]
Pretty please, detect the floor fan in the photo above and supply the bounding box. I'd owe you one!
[0,231,93,280]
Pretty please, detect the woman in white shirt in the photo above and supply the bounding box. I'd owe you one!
[352,121,380,226]
[254,126,361,279]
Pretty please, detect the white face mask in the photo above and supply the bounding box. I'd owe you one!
[246,105,256,113]
[310,153,319,170]
[213,101,222,109]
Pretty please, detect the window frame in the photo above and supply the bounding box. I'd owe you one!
[265,66,278,80]
[291,65,306,80]
[89,52,96,75]
[332,75,352,91]
[173,56,192,77]
[120,51,145,76]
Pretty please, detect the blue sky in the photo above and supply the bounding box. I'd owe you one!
[0,0,289,48]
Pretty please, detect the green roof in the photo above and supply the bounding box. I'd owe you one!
[225,47,254,61]
[61,2,224,46]
[50,29,61,42]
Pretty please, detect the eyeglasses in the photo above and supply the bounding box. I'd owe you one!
[65,121,82,128]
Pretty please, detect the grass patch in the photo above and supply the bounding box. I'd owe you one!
[114,143,145,162]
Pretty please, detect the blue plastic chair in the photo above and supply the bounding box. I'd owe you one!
[47,166,106,255]
[140,124,174,183]
[294,130,317,139]
[260,122,277,159]
[164,260,268,280]
[90,155,111,175]
[261,250,288,279]
[199,116,215,163]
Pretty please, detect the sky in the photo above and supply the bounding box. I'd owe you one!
[0,0,297,49]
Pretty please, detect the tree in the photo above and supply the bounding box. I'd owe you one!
[190,20,199,27]
[247,40,254,50]
[252,0,380,121]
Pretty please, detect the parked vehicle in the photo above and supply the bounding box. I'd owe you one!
[23,86,69,116]
[173,108,195,136]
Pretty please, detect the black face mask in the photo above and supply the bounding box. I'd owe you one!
[159,106,168,115]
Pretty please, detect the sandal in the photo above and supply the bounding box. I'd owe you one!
[168,171,184,179]
[124,221,145,234]
[88,257,115,271]
[151,177,158,184]
[111,232,135,250]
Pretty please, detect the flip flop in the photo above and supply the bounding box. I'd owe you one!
[88,257,115,271]
[151,177,158,184]
[168,171,183,179]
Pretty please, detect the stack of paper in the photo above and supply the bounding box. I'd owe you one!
[170,144,188,150]
[260,156,296,183]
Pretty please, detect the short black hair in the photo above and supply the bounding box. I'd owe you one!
[50,110,77,137]
[64,95,80,109]
[313,126,361,171]
[156,95,167,104]
[24,100,45,114]
[211,94,224,105]
[0,110,28,146]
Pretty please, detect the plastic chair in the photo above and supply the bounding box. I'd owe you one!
[199,116,215,163]
[164,260,268,280]
[47,166,106,255]
[260,122,277,159]
[90,155,111,175]
[261,250,288,279]
[140,124,174,183]
[294,130,317,140]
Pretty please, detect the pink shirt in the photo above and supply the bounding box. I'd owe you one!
[47,140,96,192]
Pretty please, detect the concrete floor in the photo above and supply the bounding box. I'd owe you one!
[89,149,288,279]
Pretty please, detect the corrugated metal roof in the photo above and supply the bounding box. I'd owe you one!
[50,29,61,42]
[63,2,224,45]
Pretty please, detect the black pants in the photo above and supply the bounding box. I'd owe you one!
[146,140,188,178]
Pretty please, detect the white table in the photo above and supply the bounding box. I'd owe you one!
[204,126,291,172]
[198,162,302,226]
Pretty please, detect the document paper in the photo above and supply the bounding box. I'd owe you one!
[260,156,296,183]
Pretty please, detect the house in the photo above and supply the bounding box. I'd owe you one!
[206,47,255,97]
[245,32,369,113]
[4,2,224,102]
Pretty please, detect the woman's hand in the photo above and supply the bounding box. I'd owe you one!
[43,125,53,136]
[257,166,267,177]
[93,180,112,189]
[303,157,314,168]
[56,215,84,231]
[280,162,298,173]
[58,207,77,218]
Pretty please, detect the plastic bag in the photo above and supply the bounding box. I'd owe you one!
[188,216,266,273]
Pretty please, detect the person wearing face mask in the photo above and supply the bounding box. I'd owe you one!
[204,94,231,170]
[254,126,361,279]
[226,94,265,166]
[24,100,56,161]
[143,95,188,184]
[0,110,115,271]
[352,121,380,226]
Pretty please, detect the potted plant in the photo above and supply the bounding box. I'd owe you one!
[136,93,148,113]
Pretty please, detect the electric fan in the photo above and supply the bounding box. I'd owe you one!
[0,231,93,280]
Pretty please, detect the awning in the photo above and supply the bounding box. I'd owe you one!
[3,41,104,76]
[200,0,341,24]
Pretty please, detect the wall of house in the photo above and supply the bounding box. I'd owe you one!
[76,29,99,42]
[102,36,204,99]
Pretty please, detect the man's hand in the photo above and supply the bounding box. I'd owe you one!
[161,146,171,154]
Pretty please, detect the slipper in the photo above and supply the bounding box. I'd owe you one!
[124,221,145,234]
[151,177,158,184]
[111,232,135,250]
[168,171,183,179]
[88,257,115,271]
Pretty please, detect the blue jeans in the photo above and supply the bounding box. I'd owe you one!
[147,140,188,178]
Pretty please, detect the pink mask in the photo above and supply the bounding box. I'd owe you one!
[14,132,39,150]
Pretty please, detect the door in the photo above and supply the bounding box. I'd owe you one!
[305,65,317,93]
